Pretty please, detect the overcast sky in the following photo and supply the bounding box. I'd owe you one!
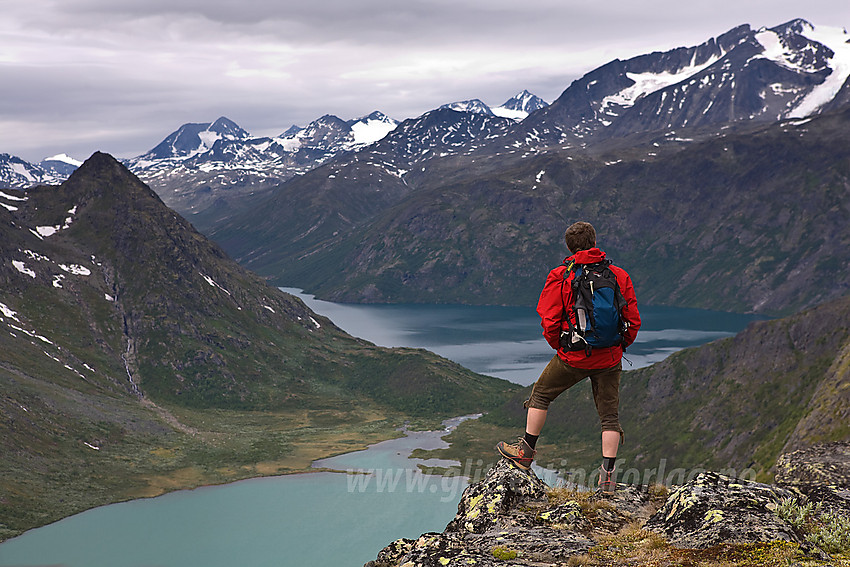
[2,0,847,162]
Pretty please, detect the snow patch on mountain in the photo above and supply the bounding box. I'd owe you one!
[36,226,60,237]
[491,107,527,120]
[0,190,26,202]
[59,263,91,276]
[347,113,398,147]
[0,302,19,322]
[754,29,803,71]
[602,55,722,110]
[790,24,850,118]
[196,130,222,153]
[201,272,232,296]
[12,260,36,278]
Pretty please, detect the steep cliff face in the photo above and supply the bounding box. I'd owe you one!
[367,444,850,566]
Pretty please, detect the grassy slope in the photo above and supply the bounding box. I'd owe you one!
[0,154,519,542]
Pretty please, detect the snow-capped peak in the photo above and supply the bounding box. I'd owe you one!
[134,116,252,162]
[346,111,399,148]
[493,90,549,120]
[208,116,250,140]
[439,99,494,116]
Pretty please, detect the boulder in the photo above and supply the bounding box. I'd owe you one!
[444,457,546,534]
[775,441,850,527]
[644,471,803,549]
[775,441,850,488]
[366,458,655,567]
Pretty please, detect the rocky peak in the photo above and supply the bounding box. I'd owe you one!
[137,116,249,161]
[493,90,549,121]
[367,443,850,566]
[208,116,251,140]
[515,19,850,147]
[439,99,495,116]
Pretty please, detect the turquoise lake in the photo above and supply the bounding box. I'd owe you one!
[0,296,767,567]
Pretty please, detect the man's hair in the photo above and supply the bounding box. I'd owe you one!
[564,222,597,253]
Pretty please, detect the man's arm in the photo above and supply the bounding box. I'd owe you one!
[536,267,566,350]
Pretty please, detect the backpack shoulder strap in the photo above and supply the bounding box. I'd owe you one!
[560,259,576,276]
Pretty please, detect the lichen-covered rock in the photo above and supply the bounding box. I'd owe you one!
[366,458,596,566]
[366,448,850,566]
[538,501,590,531]
[644,471,803,549]
[585,484,656,533]
[368,532,473,567]
[367,527,595,567]
[445,458,546,534]
[775,441,850,488]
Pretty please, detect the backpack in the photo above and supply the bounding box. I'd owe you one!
[559,259,628,355]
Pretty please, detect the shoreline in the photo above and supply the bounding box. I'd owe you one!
[0,414,483,547]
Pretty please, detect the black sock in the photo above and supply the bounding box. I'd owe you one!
[603,456,616,472]
[523,432,539,450]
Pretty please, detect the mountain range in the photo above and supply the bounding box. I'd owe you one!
[515,19,850,146]
[207,20,850,316]
[3,20,848,198]
[0,91,546,221]
[4,20,849,318]
[0,153,81,189]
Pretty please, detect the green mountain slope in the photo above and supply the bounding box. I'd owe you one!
[0,153,517,541]
[210,105,850,316]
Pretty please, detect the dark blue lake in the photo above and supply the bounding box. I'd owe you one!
[282,288,768,385]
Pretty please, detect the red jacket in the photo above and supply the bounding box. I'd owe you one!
[536,248,641,369]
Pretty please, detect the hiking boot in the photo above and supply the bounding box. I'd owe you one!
[496,437,536,470]
[598,465,616,494]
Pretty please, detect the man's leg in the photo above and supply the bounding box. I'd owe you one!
[497,355,584,470]
[520,407,547,451]
[590,363,623,492]
[601,430,620,471]
[526,407,547,437]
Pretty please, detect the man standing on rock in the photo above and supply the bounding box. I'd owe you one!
[497,221,641,493]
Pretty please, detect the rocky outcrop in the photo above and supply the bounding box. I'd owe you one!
[367,459,663,567]
[775,441,850,488]
[775,441,850,529]
[367,443,850,566]
[444,458,547,534]
[643,472,801,548]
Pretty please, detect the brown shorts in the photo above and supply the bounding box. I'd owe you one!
[525,355,624,439]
